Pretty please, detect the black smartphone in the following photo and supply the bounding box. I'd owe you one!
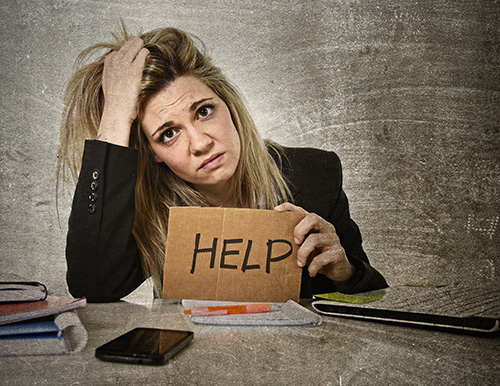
[95,327,194,365]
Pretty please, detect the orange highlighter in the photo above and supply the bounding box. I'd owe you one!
[183,303,281,317]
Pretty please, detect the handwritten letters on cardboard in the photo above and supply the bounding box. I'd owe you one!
[162,207,305,302]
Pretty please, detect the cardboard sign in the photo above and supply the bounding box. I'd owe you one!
[162,207,305,302]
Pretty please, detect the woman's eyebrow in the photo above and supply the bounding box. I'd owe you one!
[152,97,215,137]
[152,120,175,137]
[190,97,213,111]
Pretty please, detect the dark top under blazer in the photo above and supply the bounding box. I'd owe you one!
[66,140,387,302]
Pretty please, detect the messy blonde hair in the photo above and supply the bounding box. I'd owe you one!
[58,26,292,295]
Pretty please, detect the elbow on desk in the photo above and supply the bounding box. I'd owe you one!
[65,264,145,303]
[66,274,126,303]
[65,237,145,302]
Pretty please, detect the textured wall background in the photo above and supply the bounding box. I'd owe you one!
[1,0,499,296]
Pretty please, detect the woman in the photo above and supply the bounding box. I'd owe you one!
[58,27,387,302]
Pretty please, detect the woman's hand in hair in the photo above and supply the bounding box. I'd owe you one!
[274,202,355,285]
[98,36,149,147]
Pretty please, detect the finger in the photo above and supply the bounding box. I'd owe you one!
[308,251,338,277]
[300,232,331,256]
[317,249,353,282]
[307,241,345,277]
[131,47,150,72]
[117,37,146,62]
[294,213,332,245]
[296,231,334,269]
[274,202,308,214]
[135,47,150,62]
[296,232,324,268]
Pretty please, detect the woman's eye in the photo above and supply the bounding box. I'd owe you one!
[159,128,178,144]
[197,104,214,119]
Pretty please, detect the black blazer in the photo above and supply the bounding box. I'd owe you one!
[66,140,387,302]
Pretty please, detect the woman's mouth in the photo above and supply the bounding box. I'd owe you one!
[200,153,224,170]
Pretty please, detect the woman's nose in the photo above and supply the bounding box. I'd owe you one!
[188,127,213,155]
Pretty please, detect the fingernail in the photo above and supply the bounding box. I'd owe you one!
[297,260,304,268]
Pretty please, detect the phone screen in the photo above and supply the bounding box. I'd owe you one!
[95,327,194,365]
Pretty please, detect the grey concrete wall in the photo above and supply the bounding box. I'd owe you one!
[1,0,499,294]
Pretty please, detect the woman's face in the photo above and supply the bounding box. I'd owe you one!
[141,75,241,198]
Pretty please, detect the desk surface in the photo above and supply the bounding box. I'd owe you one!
[1,299,499,385]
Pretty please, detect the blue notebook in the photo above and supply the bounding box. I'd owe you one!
[0,316,68,355]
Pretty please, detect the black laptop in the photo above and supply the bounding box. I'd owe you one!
[312,284,500,335]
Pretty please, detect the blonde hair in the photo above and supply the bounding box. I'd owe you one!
[58,26,292,295]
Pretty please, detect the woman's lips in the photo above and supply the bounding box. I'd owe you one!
[200,153,224,170]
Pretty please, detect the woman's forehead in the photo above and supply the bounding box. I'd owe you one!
[146,76,215,109]
[145,76,211,109]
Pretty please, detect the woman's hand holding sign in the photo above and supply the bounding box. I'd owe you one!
[274,203,355,286]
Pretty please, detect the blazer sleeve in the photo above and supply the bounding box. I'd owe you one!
[326,169,389,294]
[65,140,146,302]
[282,147,388,296]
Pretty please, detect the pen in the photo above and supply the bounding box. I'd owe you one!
[183,303,281,317]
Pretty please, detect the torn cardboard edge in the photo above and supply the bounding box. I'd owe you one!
[162,207,305,302]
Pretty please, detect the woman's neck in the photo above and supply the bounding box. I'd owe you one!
[195,180,240,208]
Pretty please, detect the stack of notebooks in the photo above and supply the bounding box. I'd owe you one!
[0,274,88,356]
